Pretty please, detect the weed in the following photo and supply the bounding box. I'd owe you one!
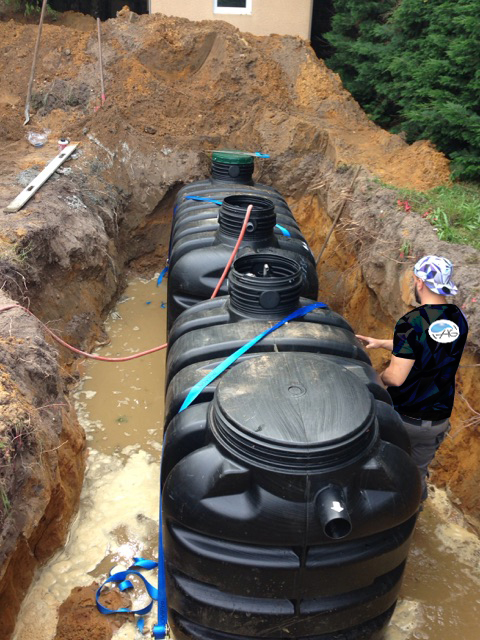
[400,241,411,258]
[381,181,480,249]
[3,0,58,19]
[15,242,33,263]
[0,488,10,512]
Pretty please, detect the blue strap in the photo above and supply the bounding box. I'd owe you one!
[132,557,158,570]
[179,302,328,412]
[275,224,291,237]
[96,556,164,633]
[153,460,168,639]
[212,150,269,159]
[184,196,222,205]
[95,569,159,616]
[157,267,168,285]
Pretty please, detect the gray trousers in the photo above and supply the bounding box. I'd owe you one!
[400,417,450,502]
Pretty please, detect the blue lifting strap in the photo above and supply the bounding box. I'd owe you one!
[96,550,167,636]
[153,462,168,639]
[275,223,291,237]
[184,196,222,205]
[179,301,328,412]
[95,559,159,619]
[157,266,169,285]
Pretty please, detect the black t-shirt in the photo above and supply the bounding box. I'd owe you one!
[388,304,468,420]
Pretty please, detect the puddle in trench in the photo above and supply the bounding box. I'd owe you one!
[13,274,167,640]
[386,488,480,639]
[12,274,480,639]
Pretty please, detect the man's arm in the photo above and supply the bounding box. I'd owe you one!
[356,335,393,351]
[380,355,415,387]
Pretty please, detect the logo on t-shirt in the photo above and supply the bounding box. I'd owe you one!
[428,319,460,343]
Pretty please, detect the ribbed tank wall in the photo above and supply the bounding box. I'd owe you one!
[162,352,421,640]
[173,153,295,238]
[167,196,318,331]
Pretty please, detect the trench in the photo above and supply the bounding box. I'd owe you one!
[12,268,480,640]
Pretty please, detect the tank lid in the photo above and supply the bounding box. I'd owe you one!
[212,151,254,165]
[210,353,376,472]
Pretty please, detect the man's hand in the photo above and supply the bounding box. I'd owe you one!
[356,335,394,351]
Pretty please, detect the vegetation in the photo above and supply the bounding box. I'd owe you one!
[1,0,56,17]
[326,0,480,181]
[388,182,480,249]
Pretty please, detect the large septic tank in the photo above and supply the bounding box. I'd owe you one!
[162,352,421,640]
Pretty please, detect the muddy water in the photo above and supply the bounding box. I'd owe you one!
[13,274,480,640]
[13,275,167,640]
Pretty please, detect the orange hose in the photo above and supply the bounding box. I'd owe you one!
[210,204,253,299]
[0,203,254,362]
[0,303,167,362]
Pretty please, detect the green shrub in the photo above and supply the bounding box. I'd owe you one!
[326,0,480,181]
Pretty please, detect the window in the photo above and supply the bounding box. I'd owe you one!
[214,0,253,15]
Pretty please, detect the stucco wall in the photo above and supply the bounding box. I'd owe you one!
[150,0,314,39]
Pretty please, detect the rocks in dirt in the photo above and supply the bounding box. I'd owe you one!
[0,292,86,640]
[144,126,157,135]
[17,168,41,186]
[54,583,133,640]
[31,79,92,115]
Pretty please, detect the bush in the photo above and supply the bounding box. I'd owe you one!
[326,0,480,181]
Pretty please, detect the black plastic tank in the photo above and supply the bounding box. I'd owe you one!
[171,194,305,248]
[162,352,421,640]
[167,253,364,387]
[166,196,318,331]
[173,151,297,236]
[165,253,410,451]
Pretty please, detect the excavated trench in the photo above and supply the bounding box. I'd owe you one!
[10,267,480,640]
[1,9,480,640]
[1,168,479,640]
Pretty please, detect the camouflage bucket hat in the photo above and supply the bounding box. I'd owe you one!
[414,255,458,296]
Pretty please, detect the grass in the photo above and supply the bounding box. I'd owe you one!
[387,182,480,250]
[0,487,10,512]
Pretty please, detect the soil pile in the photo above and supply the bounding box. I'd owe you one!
[0,8,479,639]
[1,9,450,190]
[54,583,132,640]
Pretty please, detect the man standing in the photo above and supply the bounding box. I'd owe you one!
[357,255,468,502]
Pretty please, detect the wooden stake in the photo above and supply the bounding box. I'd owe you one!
[24,0,49,125]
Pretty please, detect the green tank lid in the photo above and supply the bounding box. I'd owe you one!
[212,151,254,165]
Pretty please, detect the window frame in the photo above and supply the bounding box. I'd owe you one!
[213,0,253,16]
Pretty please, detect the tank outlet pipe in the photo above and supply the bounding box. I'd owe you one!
[316,485,352,540]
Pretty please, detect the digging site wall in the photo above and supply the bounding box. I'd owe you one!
[0,9,479,638]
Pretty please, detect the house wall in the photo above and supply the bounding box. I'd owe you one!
[150,0,314,39]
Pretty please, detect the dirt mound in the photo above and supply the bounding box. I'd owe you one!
[54,583,132,640]
[0,9,450,190]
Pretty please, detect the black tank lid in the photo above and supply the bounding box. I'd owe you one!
[210,353,376,473]
[211,152,255,184]
[218,195,276,239]
[228,254,303,318]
